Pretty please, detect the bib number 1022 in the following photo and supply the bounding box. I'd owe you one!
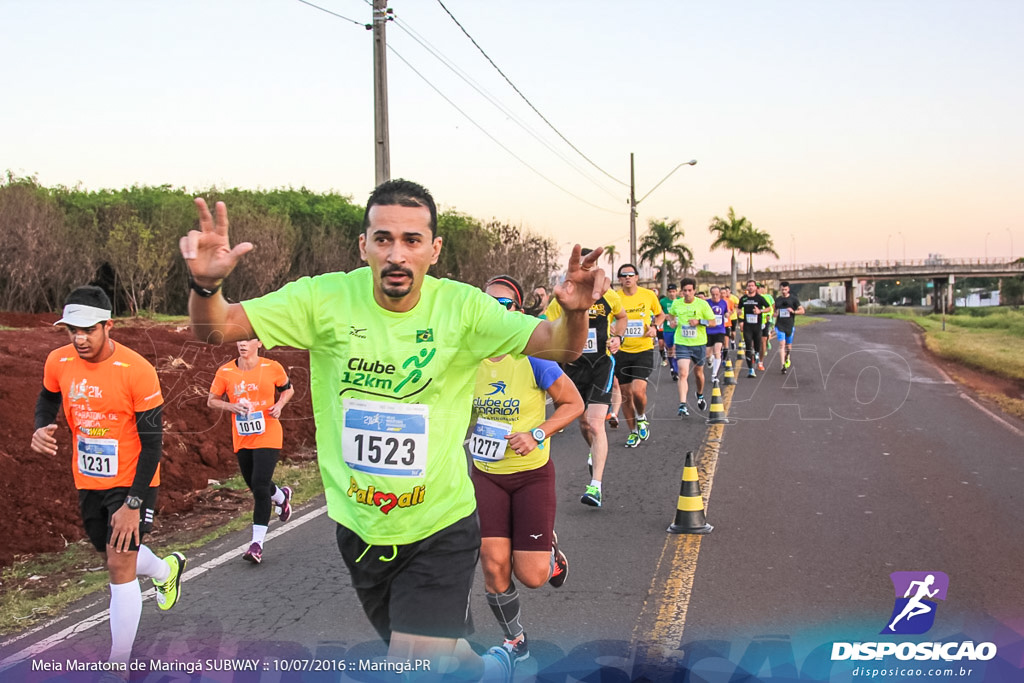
[352,434,416,465]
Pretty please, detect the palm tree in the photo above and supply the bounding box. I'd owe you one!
[638,218,693,293]
[604,244,618,277]
[708,207,750,291]
[736,225,779,280]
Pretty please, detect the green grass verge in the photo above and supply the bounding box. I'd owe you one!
[0,459,324,636]
[864,308,1024,381]
[794,315,826,327]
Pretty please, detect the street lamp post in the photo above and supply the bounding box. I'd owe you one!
[629,154,697,266]
[898,231,906,262]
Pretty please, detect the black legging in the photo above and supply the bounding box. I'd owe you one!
[742,323,762,367]
[236,447,281,526]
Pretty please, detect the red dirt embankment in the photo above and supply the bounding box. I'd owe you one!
[0,313,315,567]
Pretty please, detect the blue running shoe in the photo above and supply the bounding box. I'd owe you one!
[484,644,515,682]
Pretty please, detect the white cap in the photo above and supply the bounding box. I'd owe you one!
[54,304,111,328]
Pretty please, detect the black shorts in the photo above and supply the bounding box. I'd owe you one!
[336,513,480,643]
[472,460,556,552]
[614,349,655,384]
[742,322,763,351]
[706,333,727,347]
[564,353,615,405]
[78,487,158,552]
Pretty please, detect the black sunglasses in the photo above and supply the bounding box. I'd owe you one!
[619,272,637,278]
[494,297,517,310]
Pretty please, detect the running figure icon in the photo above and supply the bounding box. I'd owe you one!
[888,574,939,631]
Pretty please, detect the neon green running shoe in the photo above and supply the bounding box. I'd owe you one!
[153,552,186,611]
[625,432,640,448]
[580,485,602,507]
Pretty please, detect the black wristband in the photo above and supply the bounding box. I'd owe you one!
[188,275,222,298]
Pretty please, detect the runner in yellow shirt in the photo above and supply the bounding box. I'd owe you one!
[613,264,664,448]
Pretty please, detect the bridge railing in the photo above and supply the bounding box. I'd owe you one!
[774,257,1019,272]
[744,258,1024,282]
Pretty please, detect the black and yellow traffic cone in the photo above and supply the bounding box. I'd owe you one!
[706,380,729,425]
[722,358,737,386]
[667,451,713,534]
[735,344,745,366]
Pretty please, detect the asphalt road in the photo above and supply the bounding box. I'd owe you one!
[2,316,1022,682]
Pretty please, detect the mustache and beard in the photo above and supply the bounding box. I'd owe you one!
[380,264,416,298]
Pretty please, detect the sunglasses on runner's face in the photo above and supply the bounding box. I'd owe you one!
[619,272,637,278]
[494,297,517,310]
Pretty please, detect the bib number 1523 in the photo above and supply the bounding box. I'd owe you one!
[342,399,428,478]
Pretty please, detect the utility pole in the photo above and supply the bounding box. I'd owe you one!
[628,154,698,270]
[629,153,638,266]
[372,0,391,186]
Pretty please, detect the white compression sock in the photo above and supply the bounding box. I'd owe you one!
[252,524,268,545]
[108,580,142,665]
[712,357,721,377]
[135,544,169,582]
[271,487,285,505]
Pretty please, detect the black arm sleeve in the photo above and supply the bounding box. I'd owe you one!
[276,380,292,391]
[35,388,62,430]
[129,405,163,498]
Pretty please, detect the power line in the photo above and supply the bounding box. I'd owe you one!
[292,0,622,213]
[391,16,622,202]
[434,0,627,188]
[387,46,622,214]
[294,0,369,27]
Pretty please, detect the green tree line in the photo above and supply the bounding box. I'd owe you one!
[0,174,558,315]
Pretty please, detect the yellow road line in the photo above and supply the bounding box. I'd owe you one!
[630,382,733,663]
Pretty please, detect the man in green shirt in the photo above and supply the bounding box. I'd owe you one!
[180,179,607,680]
[667,277,715,416]
[757,281,775,370]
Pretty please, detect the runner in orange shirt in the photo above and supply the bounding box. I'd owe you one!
[32,286,186,671]
[209,339,295,564]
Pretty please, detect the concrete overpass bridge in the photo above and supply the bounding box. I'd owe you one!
[743,257,1024,312]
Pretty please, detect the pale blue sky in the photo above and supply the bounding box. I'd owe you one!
[2,1,1022,273]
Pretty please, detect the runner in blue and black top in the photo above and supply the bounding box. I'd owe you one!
[737,279,771,378]
[705,286,730,382]
[545,263,626,509]
[772,280,805,374]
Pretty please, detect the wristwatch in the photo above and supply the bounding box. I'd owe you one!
[124,495,143,510]
[188,274,222,298]
[531,428,546,443]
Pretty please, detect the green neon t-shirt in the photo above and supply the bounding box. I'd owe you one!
[242,267,541,544]
[668,297,715,346]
